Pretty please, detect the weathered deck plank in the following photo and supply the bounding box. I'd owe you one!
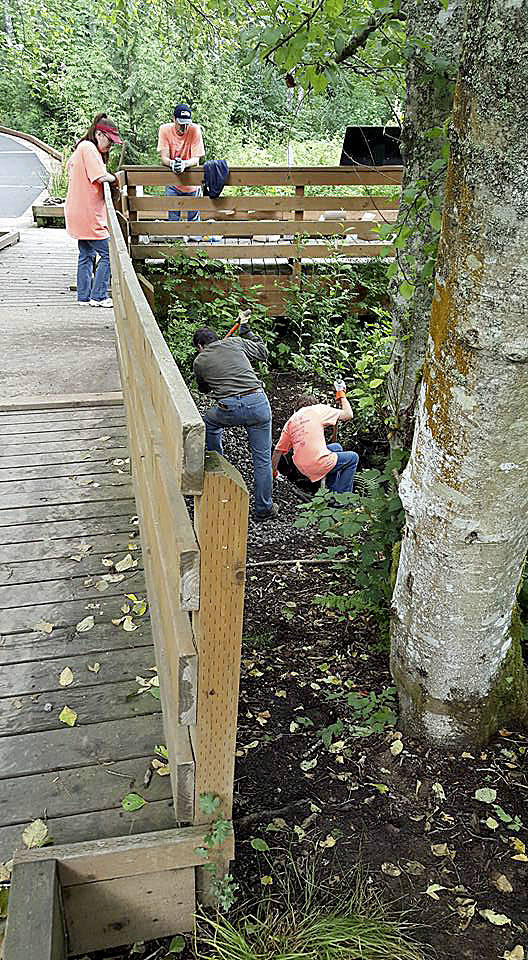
[0,400,188,871]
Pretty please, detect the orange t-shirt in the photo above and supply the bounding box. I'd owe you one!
[157,122,205,194]
[65,141,109,240]
[276,404,341,482]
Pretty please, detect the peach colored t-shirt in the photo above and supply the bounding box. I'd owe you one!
[65,141,109,240]
[276,404,341,482]
[157,122,205,194]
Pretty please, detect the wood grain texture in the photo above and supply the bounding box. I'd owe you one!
[64,865,195,952]
[14,823,234,884]
[129,194,400,212]
[130,242,393,261]
[192,453,248,822]
[4,859,66,960]
[123,164,403,187]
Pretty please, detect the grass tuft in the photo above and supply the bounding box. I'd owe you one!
[196,855,428,960]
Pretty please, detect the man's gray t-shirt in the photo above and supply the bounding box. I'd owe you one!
[193,334,267,400]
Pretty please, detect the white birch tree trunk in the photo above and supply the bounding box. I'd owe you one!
[390,0,528,747]
[388,0,465,448]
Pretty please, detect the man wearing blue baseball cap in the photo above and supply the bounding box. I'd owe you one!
[157,104,205,223]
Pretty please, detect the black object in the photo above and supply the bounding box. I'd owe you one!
[277,452,321,497]
[340,126,402,166]
[239,322,250,336]
[203,159,230,197]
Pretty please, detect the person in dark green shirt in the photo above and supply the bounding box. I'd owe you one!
[193,322,278,521]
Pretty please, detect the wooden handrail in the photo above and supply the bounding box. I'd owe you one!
[123,163,403,188]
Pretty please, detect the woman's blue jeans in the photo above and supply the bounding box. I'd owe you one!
[325,442,359,493]
[166,185,201,222]
[204,391,273,517]
[77,238,110,302]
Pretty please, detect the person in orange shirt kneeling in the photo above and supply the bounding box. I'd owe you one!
[64,113,122,308]
[271,381,359,497]
[157,104,205,224]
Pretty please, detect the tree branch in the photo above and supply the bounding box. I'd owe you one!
[335,11,403,64]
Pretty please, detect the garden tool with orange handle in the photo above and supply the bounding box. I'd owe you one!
[332,378,347,442]
[224,308,251,339]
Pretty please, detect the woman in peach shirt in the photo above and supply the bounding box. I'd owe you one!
[65,113,122,308]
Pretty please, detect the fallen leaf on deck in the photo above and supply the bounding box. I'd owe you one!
[76,616,94,633]
[121,792,146,811]
[59,667,74,687]
[59,706,77,726]
[95,579,110,592]
[478,909,511,926]
[152,759,170,776]
[115,553,136,572]
[22,819,51,849]
[104,573,125,583]
[101,556,115,567]
[34,620,53,634]
[123,616,137,632]
[87,662,101,674]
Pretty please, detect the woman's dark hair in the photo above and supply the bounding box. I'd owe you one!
[77,113,119,161]
[193,327,219,349]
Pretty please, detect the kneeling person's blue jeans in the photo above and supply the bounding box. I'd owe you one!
[77,238,110,303]
[204,391,273,517]
[325,442,359,494]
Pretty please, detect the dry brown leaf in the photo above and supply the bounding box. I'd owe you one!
[34,620,53,635]
[115,553,136,572]
[492,874,513,893]
[76,616,94,633]
[87,662,101,674]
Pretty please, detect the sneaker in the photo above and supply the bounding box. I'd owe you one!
[90,298,113,308]
[254,503,279,521]
[77,300,91,306]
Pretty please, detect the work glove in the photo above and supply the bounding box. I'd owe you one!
[334,378,347,400]
[170,157,185,174]
[237,308,251,336]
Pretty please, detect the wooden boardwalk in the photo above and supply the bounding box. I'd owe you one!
[0,401,184,861]
[0,226,181,865]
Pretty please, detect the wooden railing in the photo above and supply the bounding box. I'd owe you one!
[105,182,249,829]
[118,164,402,263]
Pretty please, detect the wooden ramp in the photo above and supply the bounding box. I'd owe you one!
[0,399,180,860]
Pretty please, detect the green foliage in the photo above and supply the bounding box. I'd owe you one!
[295,449,407,639]
[345,686,397,737]
[196,851,426,960]
[197,792,239,912]
[284,261,393,433]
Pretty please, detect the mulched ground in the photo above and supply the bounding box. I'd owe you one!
[92,370,527,960]
[211,371,528,960]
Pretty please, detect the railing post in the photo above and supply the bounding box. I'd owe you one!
[4,859,67,960]
[192,453,248,897]
[293,184,304,282]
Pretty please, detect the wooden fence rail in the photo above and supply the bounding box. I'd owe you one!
[120,163,401,267]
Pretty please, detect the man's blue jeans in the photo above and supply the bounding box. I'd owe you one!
[166,185,201,222]
[204,391,273,517]
[77,238,110,302]
[325,442,359,493]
